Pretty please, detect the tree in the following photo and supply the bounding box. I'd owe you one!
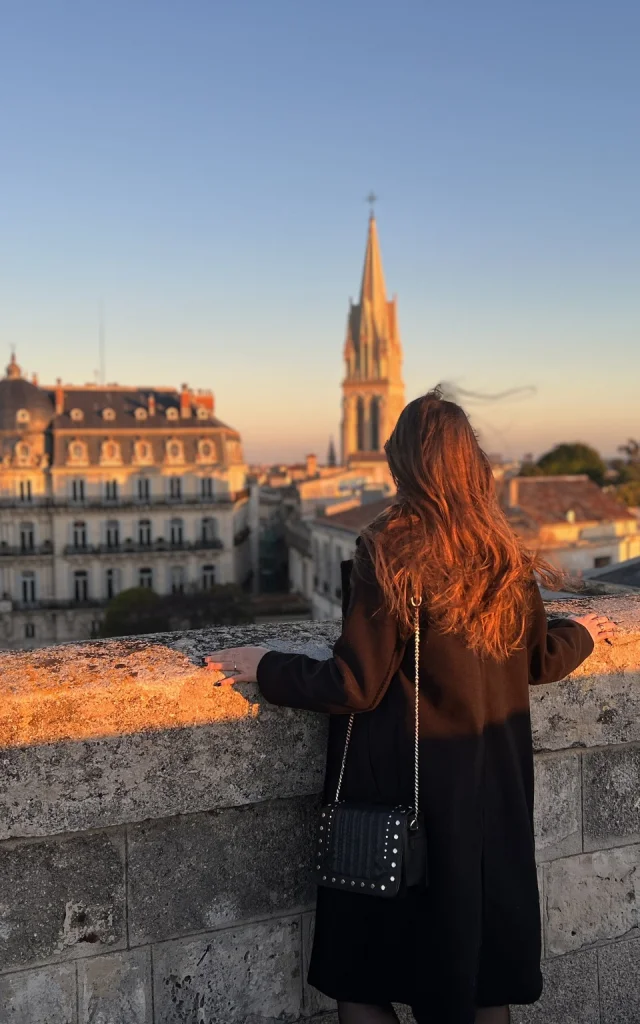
[99,587,169,638]
[99,584,253,639]
[618,438,640,463]
[534,443,607,486]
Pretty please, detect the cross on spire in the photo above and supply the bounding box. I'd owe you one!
[365,191,378,217]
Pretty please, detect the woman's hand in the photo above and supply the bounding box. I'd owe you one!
[204,646,270,684]
[568,612,617,645]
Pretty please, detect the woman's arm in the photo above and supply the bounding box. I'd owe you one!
[527,583,614,685]
[256,555,405,713]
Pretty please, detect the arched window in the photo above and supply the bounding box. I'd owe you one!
[68,440,87,464]
[198,439,215,461]
[170,518,184,545]
[370,397,381,451]
[21,571,36,604]
[134,440,152,464]
[356,396,366,452]
[202,564,216,590]
[166,439,183,463]
[105,567,121,600]
[105,520,120,548]
[201,517,218,543]
[138,519,152,546]
[101,440,121,464]
[74,570,89,602]
[73,521,87,549]
[170,565,185,593]
[19,522,35,552]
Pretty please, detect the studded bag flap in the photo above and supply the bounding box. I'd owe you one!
[312,597,428,898]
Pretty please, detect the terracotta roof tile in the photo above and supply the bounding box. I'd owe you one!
[314,497,393,534]
[506,475,631,525]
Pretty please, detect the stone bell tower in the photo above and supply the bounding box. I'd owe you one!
[341,212,405,468]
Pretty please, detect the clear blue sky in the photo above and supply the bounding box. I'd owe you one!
[1,0,638,462]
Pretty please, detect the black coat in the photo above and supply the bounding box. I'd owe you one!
[257,554,593,1024]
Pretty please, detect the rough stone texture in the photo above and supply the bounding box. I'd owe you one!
[78,948,152,1024]
[0,962,77,1023]
[0,830,125,972]
[302,912,335,1017]
[511,950,600,1024]
[534,753,582,861]
[545,846,640,956]
[583,745,640,852]
[597,936,640,1024]
[127,796,317,945]
[0,706,327,842]
[152,916,303,1023]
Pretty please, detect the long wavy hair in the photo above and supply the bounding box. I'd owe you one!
[358,389,561,660]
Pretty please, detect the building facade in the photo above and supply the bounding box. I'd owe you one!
[0,355,250,648]
[341,213,405,483]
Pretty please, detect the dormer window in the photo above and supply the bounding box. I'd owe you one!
[15,442,31,466]
[70,408,84,422]
[68,440,88,465]
[135,407,148,421]
[16,408,30,425]
[197,407,209,420]
[134,440,152,464]
[197,439,215,464]
[166,407,179,421]
[566,509,576,524]
[100,440,122,465]
[102,407,116,421]
[166,439,184,464]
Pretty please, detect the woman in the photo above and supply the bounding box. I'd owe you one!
[206,391,615,1024]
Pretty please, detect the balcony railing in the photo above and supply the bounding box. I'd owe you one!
[0,489,250,511]
[0,542,54,558]
[62,538,224,556]
[12,598,108,611]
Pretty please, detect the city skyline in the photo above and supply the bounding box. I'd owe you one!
[1,1,639,463]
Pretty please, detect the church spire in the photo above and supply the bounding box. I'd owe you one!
[359,212,388,340]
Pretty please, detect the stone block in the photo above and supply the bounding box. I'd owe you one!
[0,703,327,842]
[511,950,599,1024]
[530,668,640,753]
[583,745,640,851]
[152,915,303,1023]
[597,936,640,1024]
[534,753,582,861]
[0,830,125,971]
[127,796,316,945]
[544,846,640,956]
[78,948,152,1024]
[0,962,77,1023]
[302,911,335,1016]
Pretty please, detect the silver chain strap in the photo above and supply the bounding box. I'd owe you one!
[334,597,422,808]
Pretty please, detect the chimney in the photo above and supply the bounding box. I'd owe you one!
[508,477,519,508]
[31,372,39,386]
[55,378,64,416]
[306,453,318,478]
[180,383,192,418]
[148,394,156,417]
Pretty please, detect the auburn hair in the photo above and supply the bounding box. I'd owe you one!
[358,389,562,660]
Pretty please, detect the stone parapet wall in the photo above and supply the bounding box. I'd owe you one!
[0,598,639,1023]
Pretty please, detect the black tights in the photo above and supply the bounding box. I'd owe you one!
[337,1001,510,1024]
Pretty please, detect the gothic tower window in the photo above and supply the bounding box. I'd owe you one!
[370,396,381,451]
[356,397,366,452]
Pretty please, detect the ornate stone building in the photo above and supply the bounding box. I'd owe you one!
[0,354,250,648]
[341,213,405,482]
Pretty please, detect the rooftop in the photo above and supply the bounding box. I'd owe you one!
[506,475,632,526]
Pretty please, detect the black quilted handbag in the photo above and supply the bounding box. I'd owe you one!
[312,597,427,898]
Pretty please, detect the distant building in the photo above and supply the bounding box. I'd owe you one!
[503,475,640,572]
[0,355,250,648]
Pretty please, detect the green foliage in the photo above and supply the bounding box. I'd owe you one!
[534,442,607,485]
[99,584,253,639]
[617,480,640,507]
